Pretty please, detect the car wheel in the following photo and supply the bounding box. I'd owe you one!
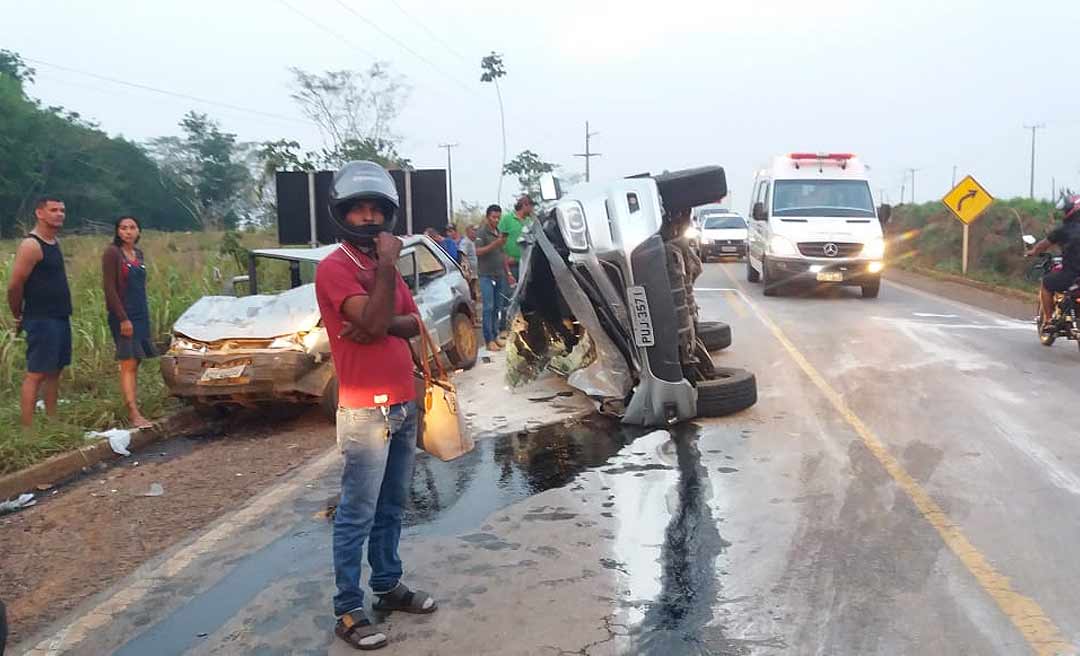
[696,367,758,417]
[861,278,881,299]
[747,255,760,283]
[762,257,779,296]
[697,320,732,351]
[445,311,479,370]
[320,376,339,421]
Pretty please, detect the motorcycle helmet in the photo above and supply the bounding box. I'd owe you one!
[329,161,399,243]
[1057,189,1080,222]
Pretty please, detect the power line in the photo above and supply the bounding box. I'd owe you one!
[573,121,601,182]
[23,56,315,128]
[386,0,471,64]
[332,0,478,95]
[1023,122,1045,200]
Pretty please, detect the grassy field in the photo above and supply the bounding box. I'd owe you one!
[886,198,1056,293]
[0,230,276,475]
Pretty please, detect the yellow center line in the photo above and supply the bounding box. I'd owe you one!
[717,264,1075,656]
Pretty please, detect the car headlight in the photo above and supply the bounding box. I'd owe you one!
[169,335,206,353]
[556,202,590,251]
[269,335,303,350]
[861,238,886,259]
[768,235,798,257]
[684,226,700,240]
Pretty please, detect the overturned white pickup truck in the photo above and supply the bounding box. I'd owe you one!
[507,168,757,427]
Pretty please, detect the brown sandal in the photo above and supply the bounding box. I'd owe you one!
[373,583,438,614]
[335,610,388,650]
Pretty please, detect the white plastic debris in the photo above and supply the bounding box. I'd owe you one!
[0,493,37,515]
[86,428,134,456]
[142,483,164,497]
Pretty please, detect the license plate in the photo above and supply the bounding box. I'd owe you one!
[721,246,737,253]
[816,271,843,282]
[627,286,655,347]
[199,363,247,383]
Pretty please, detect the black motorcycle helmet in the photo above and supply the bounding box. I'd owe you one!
[329,161,399,244]
[1057,189,1080,223]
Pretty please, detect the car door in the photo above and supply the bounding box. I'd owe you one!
[747,179,768,263]
[402,242,456,347]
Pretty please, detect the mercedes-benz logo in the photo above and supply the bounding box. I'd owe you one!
[823,242,840,257]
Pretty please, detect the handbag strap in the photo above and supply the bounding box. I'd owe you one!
[416,315,449,382]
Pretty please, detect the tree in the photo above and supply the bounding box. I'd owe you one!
[289,64,410,168]
[503,150,554,198]
[148,112,252,231]
[0,49,192,236]
[480,52,507,202]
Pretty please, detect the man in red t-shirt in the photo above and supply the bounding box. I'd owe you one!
[316,161,437,651]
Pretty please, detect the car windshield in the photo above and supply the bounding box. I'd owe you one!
[772,180,876,218]
[703,215,746,229]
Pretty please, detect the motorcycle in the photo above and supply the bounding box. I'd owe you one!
[1024,234,1080,348]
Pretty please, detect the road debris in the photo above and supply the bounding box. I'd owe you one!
[142,483,165,497]
[0,493,36,515]
[86,428,134,456]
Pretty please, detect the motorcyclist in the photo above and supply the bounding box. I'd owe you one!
[1025,191,1080,331]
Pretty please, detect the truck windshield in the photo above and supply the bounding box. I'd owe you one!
[772,180,876,218]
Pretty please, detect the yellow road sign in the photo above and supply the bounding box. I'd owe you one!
[942,175,993,224]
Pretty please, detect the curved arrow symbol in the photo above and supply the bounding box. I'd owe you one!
[956,189,978,212]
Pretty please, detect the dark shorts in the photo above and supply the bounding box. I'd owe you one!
[1043,268,1079,293]
[109,316,157,361]
[23,317,72,373]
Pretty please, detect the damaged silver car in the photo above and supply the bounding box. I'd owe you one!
[506,168,757,427]
[160,235,477,418]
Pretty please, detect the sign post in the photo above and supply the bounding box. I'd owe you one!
[942,174,994,276]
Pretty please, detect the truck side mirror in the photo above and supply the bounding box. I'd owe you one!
[539,173,562,202]
[752,202,767,221]
[878,204,892,225]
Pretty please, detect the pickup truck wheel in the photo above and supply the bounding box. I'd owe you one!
[320,377,339,422]
[445,311,479,370]
[697,321,732,351]
[747,255,761,283]
[696,367,757,417]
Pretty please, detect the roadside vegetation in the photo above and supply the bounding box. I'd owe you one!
[0,230,273,475]
[886,198,1057,292]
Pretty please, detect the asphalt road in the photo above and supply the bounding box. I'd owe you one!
[16,261,1080,656]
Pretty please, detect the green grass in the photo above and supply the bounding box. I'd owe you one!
[0,230,276,476]
[887,198,1053,296]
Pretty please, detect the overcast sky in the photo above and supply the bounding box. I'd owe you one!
[4,0,1079,215]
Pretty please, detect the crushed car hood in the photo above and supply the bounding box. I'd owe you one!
[172,284,321,342]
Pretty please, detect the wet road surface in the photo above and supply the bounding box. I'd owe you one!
[16,262,1080,655]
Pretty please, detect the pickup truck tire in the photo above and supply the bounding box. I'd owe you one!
[445,311,479,370]
[696,367,757,417]
[320,377,339,422]
[747,256,761,283]
[697,321,732,351]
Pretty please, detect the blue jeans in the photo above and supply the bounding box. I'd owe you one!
[333,401,417,616]
[479,275,509,344]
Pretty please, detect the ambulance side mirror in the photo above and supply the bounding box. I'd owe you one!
[752,202,767,221]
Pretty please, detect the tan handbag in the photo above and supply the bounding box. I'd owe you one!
[415,319,474,461]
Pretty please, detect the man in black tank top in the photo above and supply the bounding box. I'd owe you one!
[6,196,73,428]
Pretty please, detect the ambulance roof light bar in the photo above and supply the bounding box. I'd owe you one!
[788,152,855,171]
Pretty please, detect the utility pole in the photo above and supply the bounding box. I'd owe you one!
[1052,176,1056,202]
[439,142,459,224]
[907,168,920,204]
[573,121,601,182]
[1024,123,1045,199]
[952,165,957,188]
[900,184,905,205]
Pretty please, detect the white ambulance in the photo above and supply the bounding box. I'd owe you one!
[746,153,885,298]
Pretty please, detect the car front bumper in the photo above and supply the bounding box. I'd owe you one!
[702,241,747,257]
[767,257,882,285]
[160,349,333,404]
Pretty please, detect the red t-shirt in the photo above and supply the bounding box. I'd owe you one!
[315,245,419,409]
